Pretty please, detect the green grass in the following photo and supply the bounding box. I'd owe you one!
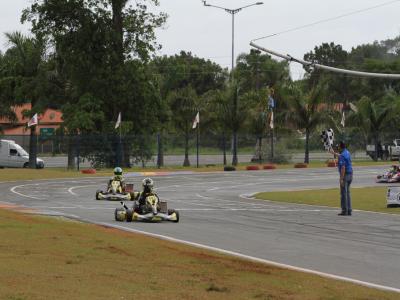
[256,187,400,214]
[0,208,398,300]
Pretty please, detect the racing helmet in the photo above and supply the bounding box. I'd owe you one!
[114,167,123,176]
[142,177,154,191]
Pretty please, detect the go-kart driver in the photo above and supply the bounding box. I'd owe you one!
[134,177,158,207]
[108,167,126,192]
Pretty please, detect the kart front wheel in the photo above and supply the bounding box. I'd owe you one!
[168,209,179,223]
[173,211,180,223]
[95,190,102,200]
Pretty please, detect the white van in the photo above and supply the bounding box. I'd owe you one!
[0,140,44,168]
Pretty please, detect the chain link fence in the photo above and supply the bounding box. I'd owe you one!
[0,131,385,169]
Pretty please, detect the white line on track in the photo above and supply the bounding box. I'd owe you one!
[10,184,43,200]
[97,221,400,294]
[68,185,99,196]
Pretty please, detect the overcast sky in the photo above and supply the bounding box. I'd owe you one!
[1,0,400,79]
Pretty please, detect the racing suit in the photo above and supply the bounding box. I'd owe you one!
[134,187,158,206]
[108,175,126,192]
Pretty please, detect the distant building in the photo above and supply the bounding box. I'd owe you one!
[0,103,63,135]
[0,104,63,152]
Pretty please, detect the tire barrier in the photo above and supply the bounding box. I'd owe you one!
[327,160,337,167]
[81,169,97,174]
[263,164,277,170]
[246,165,260,171]
[294,163,308,168]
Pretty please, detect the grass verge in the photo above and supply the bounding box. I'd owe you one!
[0,209,398,300]
[256,187,400,214]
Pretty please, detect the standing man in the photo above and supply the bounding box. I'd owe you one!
[331,141,353,216]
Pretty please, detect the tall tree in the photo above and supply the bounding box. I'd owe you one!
[2,32,53,168]
[348,96,392,161]
[167,86,199,166]
[282,82,327,164]
[235,49,290,93]
[304,42,350,103]
[22,0,167,167]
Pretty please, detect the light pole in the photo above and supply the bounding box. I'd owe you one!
[203,1,264,165]
[203,1,263,71]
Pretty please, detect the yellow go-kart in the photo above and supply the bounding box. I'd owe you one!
[115,194,179,223]
[95,180,134,201]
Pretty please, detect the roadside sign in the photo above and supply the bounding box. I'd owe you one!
[40,128,55,136]
[386,186,400,207]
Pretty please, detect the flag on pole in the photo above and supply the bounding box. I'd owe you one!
[269,111,274,129]
[349,102,358,113]
[27,113,38,127]
[115,112,121,129]
[192,112,200,129]
[340,111,345,127]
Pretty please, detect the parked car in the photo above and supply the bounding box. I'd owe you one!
[0,140,44,168]
[366,139,400,160]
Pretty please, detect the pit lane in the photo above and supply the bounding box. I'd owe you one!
[1,166,400,292]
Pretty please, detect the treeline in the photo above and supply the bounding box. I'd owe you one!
[0,0,400,167]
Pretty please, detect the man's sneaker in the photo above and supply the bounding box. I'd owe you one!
[338,212,347,216]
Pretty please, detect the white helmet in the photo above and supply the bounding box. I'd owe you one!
[142,177,154,189]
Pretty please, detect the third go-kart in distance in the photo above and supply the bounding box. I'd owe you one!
[376,165,400,183]
[95,167,134,201]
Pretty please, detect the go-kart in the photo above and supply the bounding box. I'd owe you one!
[376,166,400,183]
[114,194,179,223]
[95,180,134,201]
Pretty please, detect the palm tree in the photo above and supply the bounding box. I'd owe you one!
[348,96,392,161]
[0,51,18,129]
[211,82,248,166]
[4,32,47,168]
[167,86,199,167]
[282,83,327,164]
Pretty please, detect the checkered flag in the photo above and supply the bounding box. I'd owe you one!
[321,129,334,151]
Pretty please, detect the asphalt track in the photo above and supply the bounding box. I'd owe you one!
[1,166,400,292]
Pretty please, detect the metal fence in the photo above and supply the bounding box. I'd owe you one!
[0,131,377,169]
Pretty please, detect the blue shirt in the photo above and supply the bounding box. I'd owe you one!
[338,149,353,174]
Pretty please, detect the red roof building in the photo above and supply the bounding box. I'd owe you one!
[0,103,63,135]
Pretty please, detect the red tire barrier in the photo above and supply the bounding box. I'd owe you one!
[327,162,337,167]
[81,169,97,174]
[294,163,308,168]
[246,165,260,171]
[263,164,277,170]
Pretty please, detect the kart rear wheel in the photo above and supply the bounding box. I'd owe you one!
[126,209,133,222]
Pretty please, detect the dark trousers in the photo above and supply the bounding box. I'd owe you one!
[340,173,353,213]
